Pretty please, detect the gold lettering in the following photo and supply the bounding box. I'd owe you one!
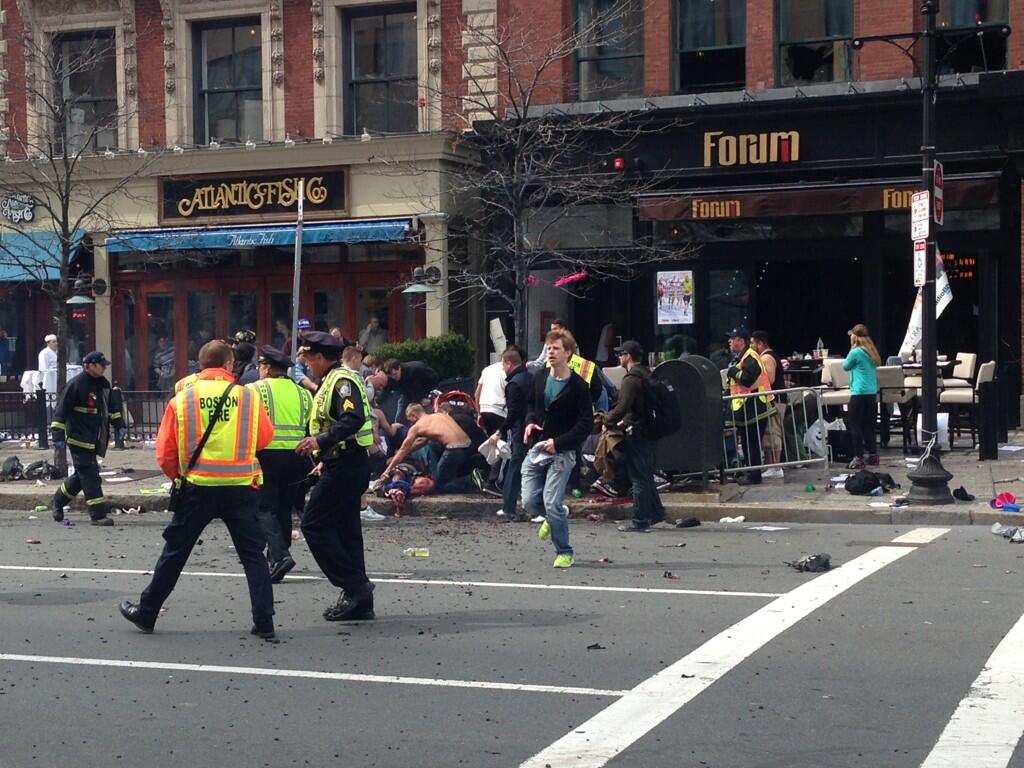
[174,175,336,216]
[703,131,722,168]
[882,189,916,209]
[691,198,741,219]
[704,130,800,167]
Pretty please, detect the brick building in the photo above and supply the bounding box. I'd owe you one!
[484,0,1024,422]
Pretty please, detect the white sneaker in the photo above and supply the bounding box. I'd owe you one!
[530,515,546,523]
[762,468,784,479]
[360,506,386,522]
[495,509,507,517]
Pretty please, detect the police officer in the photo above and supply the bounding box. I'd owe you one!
[119,340,279,642]
[295,331,376,622]
[50,351,126,526]
[248,345,313,583]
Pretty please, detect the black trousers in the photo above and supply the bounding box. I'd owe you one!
[256,449,311,564]
[59,447,107,519]
[502,438,527,515]
[301,449,370,594]
[847,394,878,458]
[138,485,274,632]
[623,436,665,526]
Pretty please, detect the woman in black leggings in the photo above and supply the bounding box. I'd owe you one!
[843,324,881,469]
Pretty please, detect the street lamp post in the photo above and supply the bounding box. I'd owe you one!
[852,2,1010,503]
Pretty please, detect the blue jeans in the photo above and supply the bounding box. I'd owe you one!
[433,445,477,493]
[521,447,576,555]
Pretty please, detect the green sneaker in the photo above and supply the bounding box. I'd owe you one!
[553,554,574,568]
[538,519,551,541]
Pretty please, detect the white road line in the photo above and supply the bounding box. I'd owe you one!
[919,610,1024,768]
[0,653,626,697]
[521,528,942,768]
[891,528,950,545]
[0,565,780,598]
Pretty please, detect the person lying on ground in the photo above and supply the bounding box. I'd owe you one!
[380,403,484,494]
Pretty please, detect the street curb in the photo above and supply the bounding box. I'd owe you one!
[0,487,1015,527]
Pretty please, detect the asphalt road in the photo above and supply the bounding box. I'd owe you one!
[2,512,1024,768]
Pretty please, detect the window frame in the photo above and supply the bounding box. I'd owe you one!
[191,16,264,145]
[343,4,419,135]
[675,0,746,93]
[573,0,645,102]
[52,29,119,153]
[775,0,854,87]
[935,0,1010,73]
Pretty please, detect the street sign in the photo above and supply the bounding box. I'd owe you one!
[911,191,930,240]
[913,239,927,287]
[933,160,944,225]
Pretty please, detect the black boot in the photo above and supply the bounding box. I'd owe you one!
[323,582,375,621]
[51,490,66,522]
[269,555,296,584]
[119,600,155,633]
[89,502,114,526]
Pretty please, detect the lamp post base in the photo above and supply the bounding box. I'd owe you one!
[907,453,954,505]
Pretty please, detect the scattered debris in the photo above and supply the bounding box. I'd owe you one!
[952,486,976,502]
[587,513,607,522]
[719,516,745,524]
[748,525,788,532]
[586,643,606,651]
[660,543,687,548]
[991,492,1019,511]
[991,523,1024,543]
[25,539,41,544]
[785,553,832,573]
[61,519,75,528]
[403,547,430,557]
[27,515,38,520]
[663,570,680,580]
[597,557,613,563]
[675,517,701,529]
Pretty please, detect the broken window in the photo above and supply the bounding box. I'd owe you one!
[777,0,852,86]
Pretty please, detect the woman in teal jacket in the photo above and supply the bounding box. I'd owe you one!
[843,323,881,469]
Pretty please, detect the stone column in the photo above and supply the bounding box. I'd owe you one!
[92,238,114,379]
[420,212,448,337]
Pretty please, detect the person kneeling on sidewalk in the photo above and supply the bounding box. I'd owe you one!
[522,328,593,569]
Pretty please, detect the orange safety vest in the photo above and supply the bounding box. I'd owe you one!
[729,347,775,413]
[174,380,262,486]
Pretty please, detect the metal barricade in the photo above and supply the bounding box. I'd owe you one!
[0,388,56,445]
[722,385,829,475]
[119,390,172,441]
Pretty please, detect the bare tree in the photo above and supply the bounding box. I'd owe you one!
[384,0,694,347]
[0,15,159,396]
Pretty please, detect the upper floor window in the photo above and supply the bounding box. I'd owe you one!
[937,0,1009,73]
[575,0,644,101]
[677,0,745,92]
[193,18,262,144]
[777,0,852,86]
[54,31,118,154]
[347,7,417,134]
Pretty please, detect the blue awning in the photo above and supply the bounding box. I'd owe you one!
[0,229,88,281]
[105,219,413,254]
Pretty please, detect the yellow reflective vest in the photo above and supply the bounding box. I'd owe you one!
[174,380,262,486]
[729,347,775,418]
[309,366,374,450]
[248,376,313,451]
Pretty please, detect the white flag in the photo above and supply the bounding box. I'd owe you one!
[899,249,953,357]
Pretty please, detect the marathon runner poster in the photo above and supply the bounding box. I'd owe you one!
[656,270,695,325]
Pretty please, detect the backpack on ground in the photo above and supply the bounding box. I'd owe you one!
[0,455,24,481]
[641,371,682,440]
[845,469,898,495]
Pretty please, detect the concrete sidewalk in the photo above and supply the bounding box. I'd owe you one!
[2,437,1024,527]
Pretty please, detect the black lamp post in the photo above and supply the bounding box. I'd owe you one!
[851,2,1009,504]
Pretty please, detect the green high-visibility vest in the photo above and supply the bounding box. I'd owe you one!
[248,376,313,451]
[309,366,374,449]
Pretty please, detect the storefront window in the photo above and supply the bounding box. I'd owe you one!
[357,287,390,350]
[121,293,136,390]
[576,0,644,101]
[708,268,750,341]
[193,19,263,144]
[147,295,175,390]
[937,0,1008,73]
[228,292,257,339]
[314,289,345,332]
[677,0,745,92]
[54,31,118,153]
[777,0,852,85]
[187,292,216,373]
[270,293,293,349]
[0,293,25,375]
[347,7,418,134]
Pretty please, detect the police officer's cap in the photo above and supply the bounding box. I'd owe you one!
[297,331,345,359]
[258,345,292,370]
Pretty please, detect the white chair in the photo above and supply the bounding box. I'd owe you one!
[820,358,851,408]
[938,360,995,448]
[943,352,977,389]
[876,366,914,451]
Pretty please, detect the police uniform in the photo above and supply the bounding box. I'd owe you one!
[50,351,125,526]
[247,345,313,582]
[119,363,278,641]
[298,332,376,622]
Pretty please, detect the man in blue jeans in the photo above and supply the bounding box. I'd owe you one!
[380,404,484,494]
[522,328,593,568]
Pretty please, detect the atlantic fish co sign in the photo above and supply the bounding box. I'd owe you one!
[703,130,800,168]
[160,167,349,224]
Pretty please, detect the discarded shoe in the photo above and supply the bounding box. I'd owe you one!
[952,486,975,502]
[786,553,832,573]
[675,517,701,528]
